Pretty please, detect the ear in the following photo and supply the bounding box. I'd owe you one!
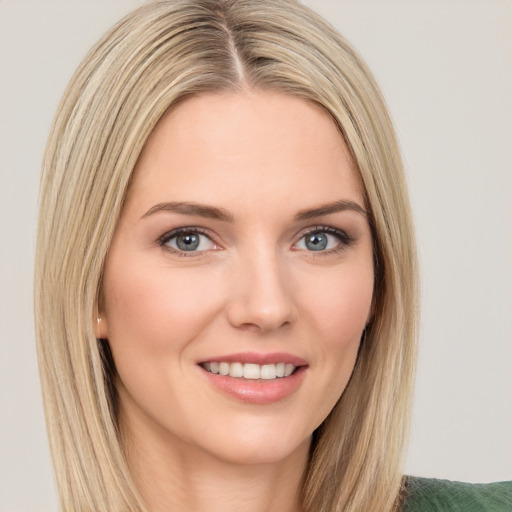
[94,315,109,339]
[94,292,109,339]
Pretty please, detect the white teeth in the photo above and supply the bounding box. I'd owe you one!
[202,361,298,379]
[229,362,243,378]
[260,364,277,379]
[243,363,260,379]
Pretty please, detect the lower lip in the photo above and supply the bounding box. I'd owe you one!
[200,366,307,405]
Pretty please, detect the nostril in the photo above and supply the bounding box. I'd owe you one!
[237,322,264,333]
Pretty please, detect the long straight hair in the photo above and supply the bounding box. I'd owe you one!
[35,1,418,510]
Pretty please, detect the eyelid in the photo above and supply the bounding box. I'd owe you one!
[156,224,354,257]
[292,225,354,253]
[157,227,221,256]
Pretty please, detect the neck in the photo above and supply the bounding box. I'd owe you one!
[121,408,310,512]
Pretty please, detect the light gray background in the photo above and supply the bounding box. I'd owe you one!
[1,1,511,510]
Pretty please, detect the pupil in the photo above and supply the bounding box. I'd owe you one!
[306,233,327,251]
[177,233,200,251]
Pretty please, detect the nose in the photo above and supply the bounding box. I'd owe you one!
[226,248,297,334]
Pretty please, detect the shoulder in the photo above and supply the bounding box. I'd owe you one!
[402,476,512,512]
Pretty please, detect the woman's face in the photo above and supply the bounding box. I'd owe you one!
[99,90,374,466]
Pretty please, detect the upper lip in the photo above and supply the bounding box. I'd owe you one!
[197,352,308,366]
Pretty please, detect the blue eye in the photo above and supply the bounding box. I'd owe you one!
[295,228,350,252]
[161,229,215,253]
[304,232,329,251]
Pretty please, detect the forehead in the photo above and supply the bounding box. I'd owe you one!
[126,90,364,215]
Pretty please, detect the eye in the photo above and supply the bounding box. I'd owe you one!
[294,227,352,253]
[160,229,216,254]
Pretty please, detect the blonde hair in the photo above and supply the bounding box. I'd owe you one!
[35,1,418,510]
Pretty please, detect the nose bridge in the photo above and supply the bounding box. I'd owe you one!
[227,242,296,332]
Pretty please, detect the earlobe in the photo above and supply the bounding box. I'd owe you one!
[94,315,109,339]
[95,287,109,339]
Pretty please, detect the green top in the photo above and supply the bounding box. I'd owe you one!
[402,476,512,511]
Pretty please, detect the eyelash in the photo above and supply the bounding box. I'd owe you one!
[157,227,215,257]
[157,225,354,257]
[294,225,354,255]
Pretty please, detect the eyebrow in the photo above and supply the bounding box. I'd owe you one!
[293,200,368,221]
[141,199,367,222]
[141,201,234,222]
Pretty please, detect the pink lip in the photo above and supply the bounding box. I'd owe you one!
[197,351,308,366]
[197,352,309,405]
[200,366,307,405]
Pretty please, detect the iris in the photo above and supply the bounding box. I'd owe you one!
[305,232,328,251]
[176,233,200,251]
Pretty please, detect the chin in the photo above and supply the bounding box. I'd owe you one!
[206,435,310,467]
[189,418,312,467]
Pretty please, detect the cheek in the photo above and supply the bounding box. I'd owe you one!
[100,256,229,430]
[296,260,373,411]
[302,262,374,342]
[101,255,225,355]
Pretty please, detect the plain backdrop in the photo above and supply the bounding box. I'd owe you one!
[0,1,511,510]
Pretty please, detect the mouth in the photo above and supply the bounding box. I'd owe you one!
[197,353,308,404]
[200,361,298,380]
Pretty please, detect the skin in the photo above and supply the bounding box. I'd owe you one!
[98,90,375,512]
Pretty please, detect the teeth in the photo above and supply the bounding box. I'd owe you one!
[203,361,297,380]
[229,362,243,378]
[243,363,260,379]
[284,363,295,377]
[260,364,276,379]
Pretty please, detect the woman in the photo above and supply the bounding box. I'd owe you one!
[34,1,511,511]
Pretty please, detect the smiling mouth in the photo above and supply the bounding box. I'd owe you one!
[200,361,298,380]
